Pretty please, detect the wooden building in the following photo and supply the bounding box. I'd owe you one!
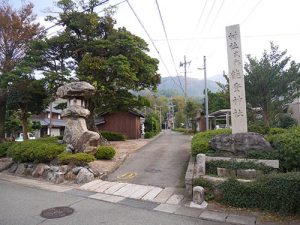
[96,111,145,139]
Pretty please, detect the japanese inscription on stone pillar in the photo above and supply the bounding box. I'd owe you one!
[226,24,248,133]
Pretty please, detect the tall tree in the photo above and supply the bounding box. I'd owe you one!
[245,42,300,127]
[0,1,41,141]
[38,0,160,131]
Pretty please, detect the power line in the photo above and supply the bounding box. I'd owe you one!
[241,0,263,24]
[154,0,184,93]
[209,0,225,30]
[199,0,216,33]
[125,0,184,94]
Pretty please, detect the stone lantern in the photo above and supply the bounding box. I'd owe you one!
[56,82,100,153]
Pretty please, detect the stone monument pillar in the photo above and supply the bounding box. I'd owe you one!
[57,82,100,153]
[226,24,248,134]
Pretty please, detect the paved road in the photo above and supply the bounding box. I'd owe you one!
[0,179,228,225]
[108,130,191,188]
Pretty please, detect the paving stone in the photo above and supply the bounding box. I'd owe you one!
[114,184,135,196]
[101,195,125,203]
[104,183,127,194]
[226,214,256,225]
[119,184,143,198]
[166,194,184,205]
[129,186,154,199]
[94,182,117,192]
[154,203,181,214]
[153,187,175,203]
[80,180,103,190]
[89,193,111,200]
[119,198,159,210]
[88,181,110,191]
[174,206,203,218]
[142,187,163,201]
[199,211,228,222]
[64,189,96,197]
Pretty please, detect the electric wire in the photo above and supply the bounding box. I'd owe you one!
[125,0,184,94]
[241,0,263,24]
[209,0,225,30]
[154,0,184,93]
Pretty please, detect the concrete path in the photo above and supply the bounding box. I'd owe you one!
[108,130,191,188]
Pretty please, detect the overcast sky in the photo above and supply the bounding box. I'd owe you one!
[11,0,300,83]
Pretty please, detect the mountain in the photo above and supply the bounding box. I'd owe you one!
[157,76,220,98]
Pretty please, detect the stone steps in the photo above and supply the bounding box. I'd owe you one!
[79,179,184,205]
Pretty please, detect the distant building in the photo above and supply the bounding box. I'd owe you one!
[31,100,66,138]
[96,111,144,139]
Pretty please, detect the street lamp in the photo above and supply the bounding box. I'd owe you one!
[198,56,209,131]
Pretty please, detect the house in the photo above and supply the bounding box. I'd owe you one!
[196,109,231,131]
[31,100,66,138]
[96,111,145,139]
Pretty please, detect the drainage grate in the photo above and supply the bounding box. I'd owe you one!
[40,206,74,219]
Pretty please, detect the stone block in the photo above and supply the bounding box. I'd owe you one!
[153,187,175,203]
[237,169,262,179]
[32,163,50,177]
[226,214,256,225]
[199,210,228,222]
[0,158,13,172]
[166,194,184,205]
[142,187,163,201]
[154,204,181,213]
[196,154,206,175]
[15,163,26,175]
[217,167,236,178]
[193,186,205,205]
[75,167,94,184]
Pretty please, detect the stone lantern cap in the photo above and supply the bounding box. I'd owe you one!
[56,82,95,99]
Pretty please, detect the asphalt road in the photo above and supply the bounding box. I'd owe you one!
[0,179,228,225]
[108,130,191,188]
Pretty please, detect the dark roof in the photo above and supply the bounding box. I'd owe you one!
[32,119,65,127]
[99,110,145,118]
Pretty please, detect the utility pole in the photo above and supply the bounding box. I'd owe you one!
[204,56,208,131]
[180,55,191,129]
[198,56,209,131]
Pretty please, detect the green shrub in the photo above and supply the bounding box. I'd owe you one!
[268,127,287,135]
[100,131,126,141]
[95,146,116,160]
[58,152,95,166]
[144,131,155,139]
[0,142,15,157]
[248,123,269,135]
[206,160,273,175]
[193,177,215,191]
[144,113,161,134]
[275,113,298,129]
[219,172,300,214]
[246,150,279,160]
[191,129,231,156]
[173,128,187,133]
[7,138,65,163]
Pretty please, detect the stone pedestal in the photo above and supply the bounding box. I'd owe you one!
[195,154,206,176]
[189,186,208,209]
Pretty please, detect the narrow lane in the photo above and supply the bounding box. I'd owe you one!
[108,130,191,188]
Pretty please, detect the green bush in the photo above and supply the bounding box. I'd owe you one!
[219,172,300,214]
[144,131,155,139]
[0,142,15,157]
[144,113,161,134]
[193,177,215,191]
[268,127,287,135]
[191,129,231,156]
[7,138,65,163]
[246,150,279,160]
[275,113,298,129]
[172,128,187,133]
[100,131,126,141]
[268,127,300,172]
[206,160,273,175]
[95,146,116,160]
[248,123,269,135]
[58,152,95,166]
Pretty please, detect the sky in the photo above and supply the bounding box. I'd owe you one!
[11,0,300,84]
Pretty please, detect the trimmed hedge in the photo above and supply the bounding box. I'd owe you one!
[58,152,95,166]
[95,146,116,160]
[191,129,231,156]
[268,127,300,172]
[219,172,300,214]
[0,142,15,157]
[7,137,65,163]
[206,160,273,175]
[100,131,126,141]
[246,150,279,160]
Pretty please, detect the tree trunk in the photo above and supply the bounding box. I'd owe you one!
[0,89,7,142]
[20,108,28,140]
[262,110,270,127]
[86,98,99,132]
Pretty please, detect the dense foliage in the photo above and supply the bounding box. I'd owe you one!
[95,146,116,160]
[144,113,160,136]
[206,160,273,175]
[58,152,95,166]
[99,131,126,141]
[219,172,300,214]
[191,129,231,156]
[7,137,64,163]
[0,142,15,157]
